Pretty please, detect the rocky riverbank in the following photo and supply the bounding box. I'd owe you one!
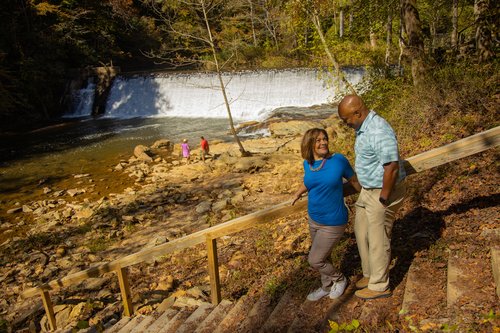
[0,115,344,331]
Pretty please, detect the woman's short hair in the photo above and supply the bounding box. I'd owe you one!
[301,128,328,165]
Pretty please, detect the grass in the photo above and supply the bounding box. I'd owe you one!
[86,236,110,253]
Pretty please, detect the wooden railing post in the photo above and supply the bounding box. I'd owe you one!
[117,267,133,317]
[40,289,56,331]
[206,236,222,305]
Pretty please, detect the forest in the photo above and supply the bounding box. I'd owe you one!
[0,0,497,132]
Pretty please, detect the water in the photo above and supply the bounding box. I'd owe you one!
[0,67,365,214]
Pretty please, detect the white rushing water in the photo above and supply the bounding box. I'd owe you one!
[69,68,365,120]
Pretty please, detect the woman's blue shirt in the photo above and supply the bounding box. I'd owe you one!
[303,154,354,226]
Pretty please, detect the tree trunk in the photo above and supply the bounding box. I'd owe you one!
[369,28,377,49]
[385,10,393,66]
[311,13,357,95]
[339,9,344,38]
[201,0,249,156]
[400,0,426,85]
[398,17,405,76]
[430,21,436,54]
[451,0,458,50]
[247,0,257,46]
[474,0,494,62]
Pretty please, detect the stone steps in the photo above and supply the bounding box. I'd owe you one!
[400,245,499,329]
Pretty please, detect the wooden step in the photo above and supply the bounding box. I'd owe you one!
[129,315,155,333]
[213,295,255,333]
[144,308,178,333]
[401,259,447,315]
[176,302,214,333]
[194,299,233,333]
[156,308,193,333]
[447,254,496,310]
[117,315,146,333]
[287,283,355,333]
[259,289,304,333]
[236,293,276,332]
[104,316,131,333]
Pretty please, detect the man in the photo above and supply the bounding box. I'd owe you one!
[200,136,211,162]
[338,95,406,300]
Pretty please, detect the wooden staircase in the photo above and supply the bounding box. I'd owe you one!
[49,284,357,333]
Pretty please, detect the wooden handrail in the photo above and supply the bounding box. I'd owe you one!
[20,126,500,329]
[403,126,500,175]
[21,200,308,298]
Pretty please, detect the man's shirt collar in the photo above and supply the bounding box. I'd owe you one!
[356,110,375,135]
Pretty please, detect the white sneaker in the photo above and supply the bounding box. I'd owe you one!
[306,287,330,301]
[329,276,347,299]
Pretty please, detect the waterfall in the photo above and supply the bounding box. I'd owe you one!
[65,79,96,118]
[66,68,365,121]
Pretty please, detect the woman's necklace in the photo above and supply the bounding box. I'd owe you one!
[309,158,327,172]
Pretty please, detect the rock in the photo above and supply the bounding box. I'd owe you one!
[268,120,318,137]
[134,145,153,162]
[74,174,90,178]
[67,188,85,197]
[40,304,72,332]
[52,190,65,197]
[156,296,176,313]
[7,207,22,214]
[195,201,212,214]
[232,156,266,173]
[114,163,124,171]
[156,275,174,291]
[74,207,94,219]
[231,192,247,205]
[55,246,67,257]
[43,187,52,194]
[212,199,228,213]
[151,139,173,150]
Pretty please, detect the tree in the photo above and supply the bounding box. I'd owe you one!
[146,0,249,156]
[289,0,357,95]
[474,0,494,62]
[451,0,458,50]
[400,0,426,85]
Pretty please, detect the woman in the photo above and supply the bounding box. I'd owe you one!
[292,128,360,301]
[181,139,190,164]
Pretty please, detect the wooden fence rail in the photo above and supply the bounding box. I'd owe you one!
[21,126,500,330]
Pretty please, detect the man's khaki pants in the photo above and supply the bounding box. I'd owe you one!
[354,182,406,292]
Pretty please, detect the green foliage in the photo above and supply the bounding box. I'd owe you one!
[329,319,361,332]
[264,276,285,298]
[0,0,497,130]
[86,236,110,253]
[482,309,500,324]
[76,320,90,329]
[0,318,8,332]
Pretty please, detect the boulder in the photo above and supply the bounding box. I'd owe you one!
[134,145,153,162]
[151,139,173,151]
[268,120,319,137]
[232,156,267,173]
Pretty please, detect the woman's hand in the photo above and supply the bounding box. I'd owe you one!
[292,183,308,205]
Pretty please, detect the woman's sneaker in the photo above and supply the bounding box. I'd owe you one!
[329,276,347,299]
[306,287,330,301]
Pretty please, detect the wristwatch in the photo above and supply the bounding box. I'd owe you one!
[379,197,389,206]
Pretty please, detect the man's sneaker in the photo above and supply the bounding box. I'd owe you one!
[329,276,347,299]
[355,276,369,289]
[306,287,330,301]
[355,287,392,300]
